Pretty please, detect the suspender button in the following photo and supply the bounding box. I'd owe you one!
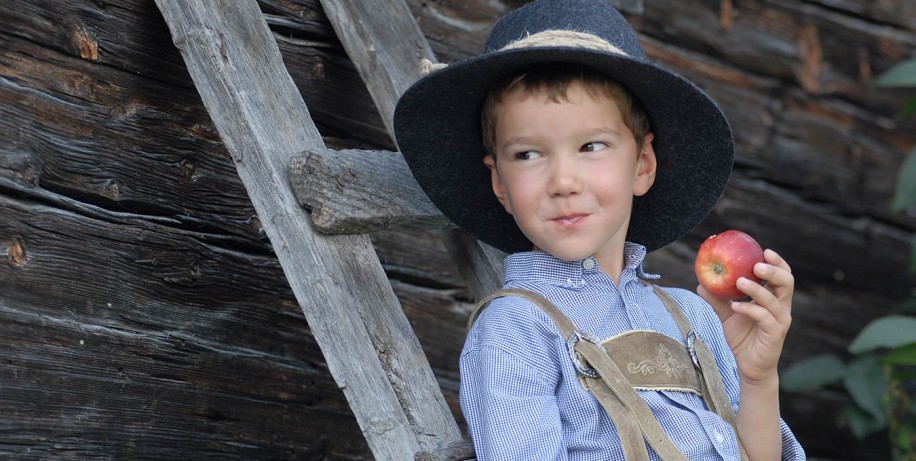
[686,331,701,369]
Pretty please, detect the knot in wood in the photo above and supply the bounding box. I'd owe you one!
[4,239,27,268]
[73,25,99,61]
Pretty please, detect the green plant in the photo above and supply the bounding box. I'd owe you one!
[781,317,916,454]
[781,58,916,460]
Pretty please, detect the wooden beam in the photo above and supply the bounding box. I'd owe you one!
[289,147,455,234]
[413,439,476,461]
[316,0,434,138]
[614,0,645,14]
[153,1,461,459]
[318,0,506,304]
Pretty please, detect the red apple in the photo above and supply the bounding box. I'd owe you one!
[694,230,765,300]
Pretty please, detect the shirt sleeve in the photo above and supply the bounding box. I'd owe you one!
[779,417,806,460]
[459,297,568,461]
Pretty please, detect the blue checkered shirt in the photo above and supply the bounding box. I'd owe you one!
[460,244,805,460]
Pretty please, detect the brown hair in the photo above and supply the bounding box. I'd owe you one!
[481,64,651,156]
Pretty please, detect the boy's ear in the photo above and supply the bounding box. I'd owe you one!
[483,155,513,214]
[633,132,657,197]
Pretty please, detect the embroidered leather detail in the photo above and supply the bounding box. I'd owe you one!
[626,344,690,378]
[601,330,703,394]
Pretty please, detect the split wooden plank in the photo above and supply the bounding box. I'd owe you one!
[288,147,454,234]
[413,439,476,461]
[153,1,462,459]
[317,0,506,302]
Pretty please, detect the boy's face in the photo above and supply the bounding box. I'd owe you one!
[484,80,656,272]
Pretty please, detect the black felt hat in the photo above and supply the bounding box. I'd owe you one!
[394,0,734,254]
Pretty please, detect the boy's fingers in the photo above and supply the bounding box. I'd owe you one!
[730,301,788,340]
[737,277,774,305]
[756,270,795,321]
[737,277,791,323]
[754,251,794,289]
[763,249,791,274]
[753,263,792,291]
[730,301,772,325]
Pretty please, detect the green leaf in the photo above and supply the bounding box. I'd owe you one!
[899,294,916,315]
[844,356,887,424]
[875,59,916,88]
[891,368,916,383]
[841,405,887,439]
[882,343,916,366]
[891,149,916,213]
[911,234,916,276]
[781,354,847,392]
[849,316,916,354]
[903,97,916,117]
[895,423,915,455]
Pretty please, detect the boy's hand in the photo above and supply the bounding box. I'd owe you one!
[697,249,793,383]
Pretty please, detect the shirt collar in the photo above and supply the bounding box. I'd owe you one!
[504,242,659,288]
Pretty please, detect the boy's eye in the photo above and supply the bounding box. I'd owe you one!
[581,142,608,152]
[514,150,540,160]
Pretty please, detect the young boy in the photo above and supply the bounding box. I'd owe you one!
[394,0,804,459]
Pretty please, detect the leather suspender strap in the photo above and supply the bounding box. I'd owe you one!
[650,287,733,418]
[473,289,687,461]
[650,286,750,461]
[583,376,651,460]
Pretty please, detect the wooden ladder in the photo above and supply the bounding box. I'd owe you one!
[153,1,641,459]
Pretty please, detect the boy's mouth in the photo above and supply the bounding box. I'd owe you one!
[552,213,589,228]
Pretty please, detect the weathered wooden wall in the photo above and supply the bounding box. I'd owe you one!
[0,0,913,459]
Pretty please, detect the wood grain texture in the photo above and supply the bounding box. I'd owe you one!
[153,1,459,460]
[0,0,913,459]
[289,147,454,233]
[0,178,370,460]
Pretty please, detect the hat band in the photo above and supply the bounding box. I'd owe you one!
[501,30,628,56]
[419,30,628,76]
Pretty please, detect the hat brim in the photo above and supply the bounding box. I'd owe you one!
[394,46,734,254]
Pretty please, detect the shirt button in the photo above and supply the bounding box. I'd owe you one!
[713,430,725,445]
[582,259,595,270]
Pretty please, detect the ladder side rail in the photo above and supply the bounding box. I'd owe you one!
[154,1,461,459]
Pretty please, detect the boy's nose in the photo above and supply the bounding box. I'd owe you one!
[547,155,584,197]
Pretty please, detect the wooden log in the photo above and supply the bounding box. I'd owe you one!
[153,2,460,460]
[289,148,454,233]
[801,0,915,31]
[0,0,394,242]
[414,439,475,461]
[635,0,916,113]
[403,0,645,64]
[371,230,468,290]
[0,178,370,459]
[638,37,915,231]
